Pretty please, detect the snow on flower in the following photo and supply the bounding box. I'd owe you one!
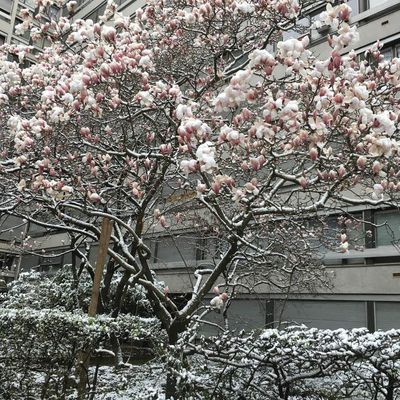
[277,37,309,59]
[214,69,252,112]
[373,112,396,135]
[210,292,228,310]
[176,104,193,120]
[317,3,351,30]
[272,0,300,19]
[138,55,152,68]
[230,69,252,86]
[214,87,245,112]
[66,1,77,13]
[180,159,197,174]
[331,23,359,51]
[195,142,217,173]
[369,137,397,157]
[101,25,116,42]
[14,23,27,36]
[41,88,56,103]
[69,77,83,93]
[235,1,255,14]
[339,241,349,253]
[249,49,275,69]
[136,91,153,107]
[62,92,74,104]
[219,125,242,144]
[314,59,330,75]
[360,108,374,125]
[49,106,66,123]
[353,84,369,100]
[281,100,299,114]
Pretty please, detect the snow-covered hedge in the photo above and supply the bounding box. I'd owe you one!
[0,308,160,399]
[0,269,155,316]
[2,310,400,399]
[173,326,400,399]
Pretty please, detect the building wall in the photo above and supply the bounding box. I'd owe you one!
[72,0,145,20]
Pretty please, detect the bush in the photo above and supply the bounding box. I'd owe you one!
[0,268,156,317]
[0,308,161,399]
[0,269,163,398]
[171,326,400,399]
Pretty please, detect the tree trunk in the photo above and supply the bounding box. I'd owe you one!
[165,328,179,400]
[111,270,131,317]
[99,261,115,313]
[165,316,190,399]
[386,376,394,400]
[99,243,120,313]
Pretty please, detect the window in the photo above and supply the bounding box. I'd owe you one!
[84,4,106,21]
[282,16,312,41]
[375,210,400,246]
[346,0,360,15]
[76,0,88,6]
[359,41,400,65]
[359,0,392,12]
[19,0,36,9]
[40,253,63,270]
[0,0,12,14]
[380,47,394,61]
[0,254,15,271]
[375,302,400,330]
[34,36,52,50]
[319,215,364,253]
[8,53,19,63]
[48,5,61,21]
[275,300,367,330]
[14,18,30,42]
[0,34,6,46]
[7,51,35,68]
[154,235,200,263]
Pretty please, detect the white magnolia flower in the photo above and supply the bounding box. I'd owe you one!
[369,137,396,157]
[236,1,255,14]
[210,293,228,310]
[196,142,217,173]
[176,104,193,120]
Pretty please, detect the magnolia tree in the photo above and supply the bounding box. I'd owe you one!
[1,0,400,396]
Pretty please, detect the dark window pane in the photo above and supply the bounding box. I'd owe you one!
[380,47,393,61]
[375,211,400,246]
[155,235,198,263]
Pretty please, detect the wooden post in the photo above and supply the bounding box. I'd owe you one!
[78,217,113,399]
[88,217,113,317]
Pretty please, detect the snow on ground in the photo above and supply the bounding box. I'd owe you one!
[87,362,165,400]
